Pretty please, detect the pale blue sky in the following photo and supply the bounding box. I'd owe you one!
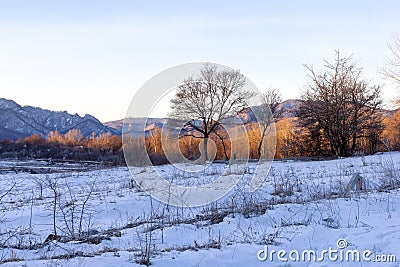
[0,0,399,122]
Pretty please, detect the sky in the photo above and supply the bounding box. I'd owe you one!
[0,0,399,122]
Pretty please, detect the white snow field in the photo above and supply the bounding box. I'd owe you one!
[0,152,400,267]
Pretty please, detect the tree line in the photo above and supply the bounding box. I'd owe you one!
[0,130,124,165]
[125,44,400,165]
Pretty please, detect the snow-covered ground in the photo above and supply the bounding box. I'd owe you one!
[1,152,400,266]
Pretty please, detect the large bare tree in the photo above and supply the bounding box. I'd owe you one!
[169,63,253,161]
[298,51,383,157]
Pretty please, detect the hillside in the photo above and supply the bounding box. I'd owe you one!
[0,98,120,140]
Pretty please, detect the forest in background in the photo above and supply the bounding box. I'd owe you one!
[135,110,400,166]
[0,130,124,165]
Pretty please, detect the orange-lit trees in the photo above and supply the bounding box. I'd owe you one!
[24,134,44,145]
[382,110,400,150]
[63,129,84,147]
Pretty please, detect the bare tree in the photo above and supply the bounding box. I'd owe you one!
[298,51,383,157]
[255,88,282,158]
[169,63,253,161]
[58,176,97,240]
[43,175,59,240]
[381,34,400,88]
[0,182,16,205]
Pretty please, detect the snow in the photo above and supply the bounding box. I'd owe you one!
[0,152,400,266]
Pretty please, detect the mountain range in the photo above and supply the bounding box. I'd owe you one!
[0,98,119,140]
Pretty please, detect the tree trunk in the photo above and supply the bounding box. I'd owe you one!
[53,191,57,238]
[203,137,208,161]
[257,126,268,159]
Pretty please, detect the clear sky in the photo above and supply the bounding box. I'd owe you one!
[0,0,399,122]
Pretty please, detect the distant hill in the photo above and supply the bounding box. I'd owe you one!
[104,119,124,133]
[0,98,120,140]
[105,100,303,136]
[105,118,167,138]
[276,99,303,118]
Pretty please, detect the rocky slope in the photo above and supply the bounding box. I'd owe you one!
[0,98,120,140]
